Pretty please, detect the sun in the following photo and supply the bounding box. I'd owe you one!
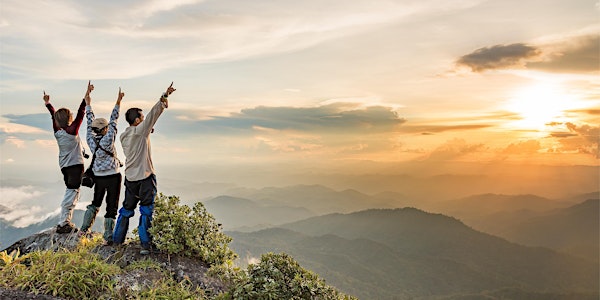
[505,83,578,130]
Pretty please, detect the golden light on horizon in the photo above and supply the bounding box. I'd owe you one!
[505,83,580,131]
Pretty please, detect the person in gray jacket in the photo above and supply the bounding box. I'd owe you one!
[113,82,175,254]
[80,87,124,244]
[44,81,93,233]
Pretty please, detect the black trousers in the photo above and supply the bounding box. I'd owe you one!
[122,174,157,211]
[61,164,83,189]
[92,173,122,218]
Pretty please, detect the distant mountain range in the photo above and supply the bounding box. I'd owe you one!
[229,207,599,299]
[3,185,598,299]
[500,199,599,262]
[223,184,403,214]
[203,195,315,231]
[436,194,599,262]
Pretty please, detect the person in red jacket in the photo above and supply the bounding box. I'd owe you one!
[44,81,94,233]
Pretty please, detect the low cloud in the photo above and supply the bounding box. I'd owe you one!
[0,186,54,227]
[165,102,406,135]
[527,35,599,73]
[456,34,599,74]
[548,122,599,157]
[1,114,56,144]
[413,124,492,135]
[423,138,486,161]
[502,140,541,154]
[3,113,52,131]
[564,122,599,157]
[456,43,540,72]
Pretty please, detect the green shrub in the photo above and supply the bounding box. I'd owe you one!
[0,244,120,299]
[135,277,207,299]
[228,252,357,300]
[149,193,237,266]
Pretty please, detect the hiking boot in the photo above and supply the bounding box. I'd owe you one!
[103,218,115,245]
[77,230,94,238]
[80,205,99,233]
[56,222,78,234]
[140,245,151,255]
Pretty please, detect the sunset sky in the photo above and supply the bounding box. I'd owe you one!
[0,0,598,226]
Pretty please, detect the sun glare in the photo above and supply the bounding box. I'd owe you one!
[505,83,578,130]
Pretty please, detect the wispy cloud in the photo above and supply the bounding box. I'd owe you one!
[0,0,482,81]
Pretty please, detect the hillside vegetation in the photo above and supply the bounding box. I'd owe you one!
[229,207,599,299]
[0,194,354,300]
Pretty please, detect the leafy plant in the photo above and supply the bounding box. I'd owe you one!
[149,193,237,266]
[0,244,120,299]
[228,252,356,300]
[135,277,207,299]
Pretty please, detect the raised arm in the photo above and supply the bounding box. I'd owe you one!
[137,82,175,136]
[85,101,96,149]
[66,81,93,135]
[116,87,124,106]
[100,87,124,149]
[43,91,59,132]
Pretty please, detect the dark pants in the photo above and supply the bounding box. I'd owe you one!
[61,164,83,189]
[92,173,122,218]
[113,174,157,245]
[122,174,157,210]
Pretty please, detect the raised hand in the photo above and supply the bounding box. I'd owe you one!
[85,80,94,97]
[43,91,50,104]
[116,87,125,105]
[161,82,175,108]
[165,82,176,97]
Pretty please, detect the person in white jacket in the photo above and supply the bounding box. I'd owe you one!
[113,82,175,254]
[80,87,124,244]
[44,81,93,234]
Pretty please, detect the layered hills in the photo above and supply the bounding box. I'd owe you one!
[229,207,599,299]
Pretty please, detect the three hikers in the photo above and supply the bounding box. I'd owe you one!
[44,81,175,254]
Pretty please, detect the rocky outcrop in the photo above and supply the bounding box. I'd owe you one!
[2,228,227,298]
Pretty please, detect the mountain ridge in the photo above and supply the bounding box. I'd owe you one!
[230,207,599,299]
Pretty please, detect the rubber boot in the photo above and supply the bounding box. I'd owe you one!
[103,218,115,245]
[113,207,134,245]
[80,205,99,233]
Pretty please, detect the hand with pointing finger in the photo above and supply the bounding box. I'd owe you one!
[43,91,50,104]
[85,80,94,97]
[160,82,175,108]
[116,87,125,105]
[84,80,94,105]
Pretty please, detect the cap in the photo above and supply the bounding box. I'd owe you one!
[91,118,108,129]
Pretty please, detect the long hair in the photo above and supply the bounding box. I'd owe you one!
[54,108,72,128]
